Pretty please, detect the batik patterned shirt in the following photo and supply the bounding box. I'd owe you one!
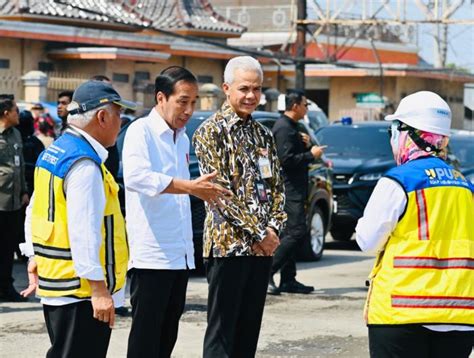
[192,102,286,258]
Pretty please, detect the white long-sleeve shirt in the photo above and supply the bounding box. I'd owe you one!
[123,108,195,270]
[22,127,124,307]
[356,177,473,332]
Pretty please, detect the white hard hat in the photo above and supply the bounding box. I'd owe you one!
[385,91,451,136]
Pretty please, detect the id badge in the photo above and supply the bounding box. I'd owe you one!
[258,157,272,179]
[256,182,268,202]
[14,155,20,167]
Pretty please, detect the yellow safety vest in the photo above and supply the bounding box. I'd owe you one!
[365,157,474,326]
[31,131,128,298]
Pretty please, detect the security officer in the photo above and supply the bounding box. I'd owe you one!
[0,94,28,302]
[269,90,325,295]
[21,81,135,357]
[356,91,474,357]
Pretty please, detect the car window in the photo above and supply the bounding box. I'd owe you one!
[307,110,329,131]
[316,125,392,157]
[186,112,213,155]
[449,135,474,168]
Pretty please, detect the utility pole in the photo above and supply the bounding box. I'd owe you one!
[295,0,306,91]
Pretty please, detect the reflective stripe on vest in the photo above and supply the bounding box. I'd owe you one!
[33,243,72,260]
[394,256,474,269]
[392,295,474,309]
[38,276,81,291]
[104,215,116,294]
[48,175,55,222]
[415,189,430,241]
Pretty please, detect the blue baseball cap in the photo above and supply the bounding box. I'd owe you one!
[68,80,136,115]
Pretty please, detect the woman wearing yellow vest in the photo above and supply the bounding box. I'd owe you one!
[356,91,474,357]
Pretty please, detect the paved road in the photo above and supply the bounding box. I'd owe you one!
[0,241,375,357]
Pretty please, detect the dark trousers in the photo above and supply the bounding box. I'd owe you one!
[203,256,272,358]
[369,325,474,358]
[270,199,307,284]
[43,301,112,358]
[127,268,189,358]
[0,210,22,291]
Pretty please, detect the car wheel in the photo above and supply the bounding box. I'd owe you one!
[300,206,326,261]
[330,227,354,241]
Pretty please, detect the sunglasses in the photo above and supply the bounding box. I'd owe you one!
[387,120,409,138]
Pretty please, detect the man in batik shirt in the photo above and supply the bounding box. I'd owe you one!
[193,56,286,358]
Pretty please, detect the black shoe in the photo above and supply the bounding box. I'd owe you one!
[267,277,281,296]
[279,280,314,294]
[115,306,130,317]
[0,287,28,302]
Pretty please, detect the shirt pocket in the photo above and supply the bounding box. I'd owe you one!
[0,142,12,163]
[0,167,14,193]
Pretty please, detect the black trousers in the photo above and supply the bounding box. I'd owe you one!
[270,199,307,284]
[203,256,272,358]
[127,268,189,358]
[43,301,112,358]
[369,325,474,358]
[0,210,22,291]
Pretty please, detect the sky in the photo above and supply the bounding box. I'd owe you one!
[311,0,474,72]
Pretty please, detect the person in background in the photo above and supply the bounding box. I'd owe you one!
[120,107,136,128]
[16,110,45,196]
[193,56,287,358]
[0,94,28,302]
[35,114,56,148]
[268,90,325,295]
[30,102,45,130]
[57,90,73,134]
[356,91,473,357]
[15,110,44,262]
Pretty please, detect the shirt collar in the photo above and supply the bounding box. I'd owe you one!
[151,107,186,138]
[219,101,253,130]
[68,126,109,163]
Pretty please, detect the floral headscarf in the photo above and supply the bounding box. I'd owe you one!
[390,123,449,166]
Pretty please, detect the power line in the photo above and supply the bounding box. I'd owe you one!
[50,0,472,76]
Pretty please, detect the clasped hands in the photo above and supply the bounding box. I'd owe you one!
[252,227,280,256]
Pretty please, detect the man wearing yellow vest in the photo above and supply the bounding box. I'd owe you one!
[356,91,474,357]
[20,81,135,357]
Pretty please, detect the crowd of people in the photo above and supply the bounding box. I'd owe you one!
[0,55,472,358]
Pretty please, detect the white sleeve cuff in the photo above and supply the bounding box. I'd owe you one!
[157,174,174,194]
[19,242,35,257]
[75,265,105,281]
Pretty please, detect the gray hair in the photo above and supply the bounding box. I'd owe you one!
[67,104,111,128]
[223,56,263,84]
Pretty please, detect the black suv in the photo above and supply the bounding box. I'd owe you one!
[315,121,395,241]
[117,111,333,269]
[449,130,474,184]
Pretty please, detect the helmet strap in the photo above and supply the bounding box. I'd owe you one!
[407,129,441,154]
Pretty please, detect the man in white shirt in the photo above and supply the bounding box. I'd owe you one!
[123,66,231,358]
[21,80,135,357]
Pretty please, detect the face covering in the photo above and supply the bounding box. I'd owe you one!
[390,120,449,166]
